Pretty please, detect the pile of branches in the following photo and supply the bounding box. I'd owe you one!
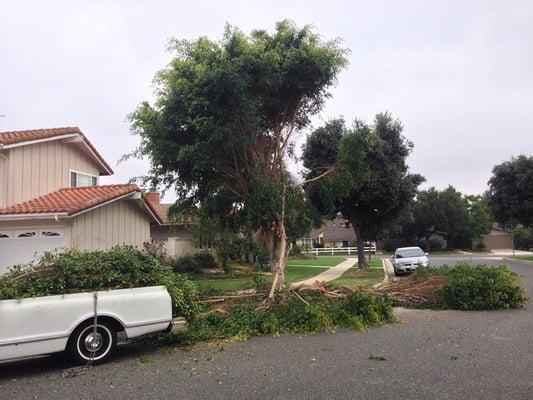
[367,275,448,304]
[289,275,448,306]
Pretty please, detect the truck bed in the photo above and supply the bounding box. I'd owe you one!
[0,286,172,361]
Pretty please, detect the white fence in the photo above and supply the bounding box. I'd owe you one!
[303,246,377,256]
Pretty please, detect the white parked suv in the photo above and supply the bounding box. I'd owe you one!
[392,246,429,275]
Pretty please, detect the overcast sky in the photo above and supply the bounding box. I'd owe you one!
[1,1,532,201]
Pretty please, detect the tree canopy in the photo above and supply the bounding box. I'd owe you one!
[303,113,424,268]
[129,21,349,295]
[487,155,533,227]
[406,186,492,250]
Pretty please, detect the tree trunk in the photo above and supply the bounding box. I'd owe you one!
[425,233,431,252]
[352,221,368,270]
[267,221,286,299]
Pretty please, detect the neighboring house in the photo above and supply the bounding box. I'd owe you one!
[306,219,357,248]
[144,192,195,257]
[0,127,162,271]
[482,224,513,250]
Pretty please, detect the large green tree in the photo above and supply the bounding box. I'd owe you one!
[409,187,491,250]
[129,21,348,298]
[487,155,533,227]
[304,114,424,269]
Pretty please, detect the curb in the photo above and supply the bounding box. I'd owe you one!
[503,257,533,264]
[373,258,395,288]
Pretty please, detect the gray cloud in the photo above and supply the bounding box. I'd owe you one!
[1,0,532,201]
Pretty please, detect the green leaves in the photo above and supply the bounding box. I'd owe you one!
[303,113,424,239]
[171,292,393,345]
[129,21,348,226]
[409,187,492,249]
[0,246,201,319]
[487,155,533,228]
[440,263,527,310]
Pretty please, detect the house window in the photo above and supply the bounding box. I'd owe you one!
[70,171,98,187]
[41,230,62,238]
[17,231,36,238]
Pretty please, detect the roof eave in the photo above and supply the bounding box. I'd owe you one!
[0,212,69,221]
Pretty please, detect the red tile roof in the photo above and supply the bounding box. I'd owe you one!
[152,203,172,223]
[0,127,113,175]
[0,127,80,145]
[0,184,162,224]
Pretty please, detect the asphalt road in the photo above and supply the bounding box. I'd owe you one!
[1,257,532,400]
[427,253,509,268]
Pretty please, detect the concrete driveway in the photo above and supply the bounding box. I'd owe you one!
[1,257,532,400]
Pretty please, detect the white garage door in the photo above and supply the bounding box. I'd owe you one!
[0,228,65,274]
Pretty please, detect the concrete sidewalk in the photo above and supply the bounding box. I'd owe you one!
[290,257,357,287]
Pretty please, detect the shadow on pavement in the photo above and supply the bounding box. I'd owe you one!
[0,342,162,381]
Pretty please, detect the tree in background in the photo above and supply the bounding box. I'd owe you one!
[513,225,533,251]
[128,21,348,299]
[304,114,424,269]
[487,155,533,228]
[407,187,491,250]
[464,195,493,248]
[284,185,317,251]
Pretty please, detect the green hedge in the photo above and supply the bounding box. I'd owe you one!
[0,246,200,318]
[440,263,527,310]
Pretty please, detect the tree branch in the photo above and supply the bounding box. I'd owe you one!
[297,166,336,186]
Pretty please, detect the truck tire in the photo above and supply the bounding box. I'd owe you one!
[66,320,117,365]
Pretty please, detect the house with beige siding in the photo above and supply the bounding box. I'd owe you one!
[144,192,196,257]
[0,127,162,272]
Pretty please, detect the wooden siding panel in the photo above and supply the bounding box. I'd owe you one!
[69,200,151,251]
[0,154,7,207]
[3,141,101,206]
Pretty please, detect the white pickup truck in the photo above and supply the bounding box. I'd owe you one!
[0,286,184,365]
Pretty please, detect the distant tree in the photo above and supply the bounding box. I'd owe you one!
[487,155,533,227]
[411,187,447,248]
[410,187,491,250]
[304,114,424,269]
[513,225,533,251]
[283,185,316,249]
[464,195,492,243]
[128,21,348,299]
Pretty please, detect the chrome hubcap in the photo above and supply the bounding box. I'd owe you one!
[84,332,103,352]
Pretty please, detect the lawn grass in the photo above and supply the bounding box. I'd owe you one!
[286,256,346,267]
[351,257,382,269]
[511,255,533,261]
[329,256,384,289]
[329,267,384,289]
[285,266,328,281]
[196,265,328,294]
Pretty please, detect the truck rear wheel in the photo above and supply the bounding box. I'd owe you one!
[66,320,117,365]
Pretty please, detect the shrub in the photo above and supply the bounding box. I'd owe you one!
[290,244,303,256]
[252,247,270,270]
[192,252,217,268]
[440,263,527,310]
[172,292,394,345]
[472,240,486,252]
[382,239,410,253]
[514,225,533,251]
[172,255,198,273]
[0,246,200,318]
[142,240,169,262]
[417,237,446,252]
